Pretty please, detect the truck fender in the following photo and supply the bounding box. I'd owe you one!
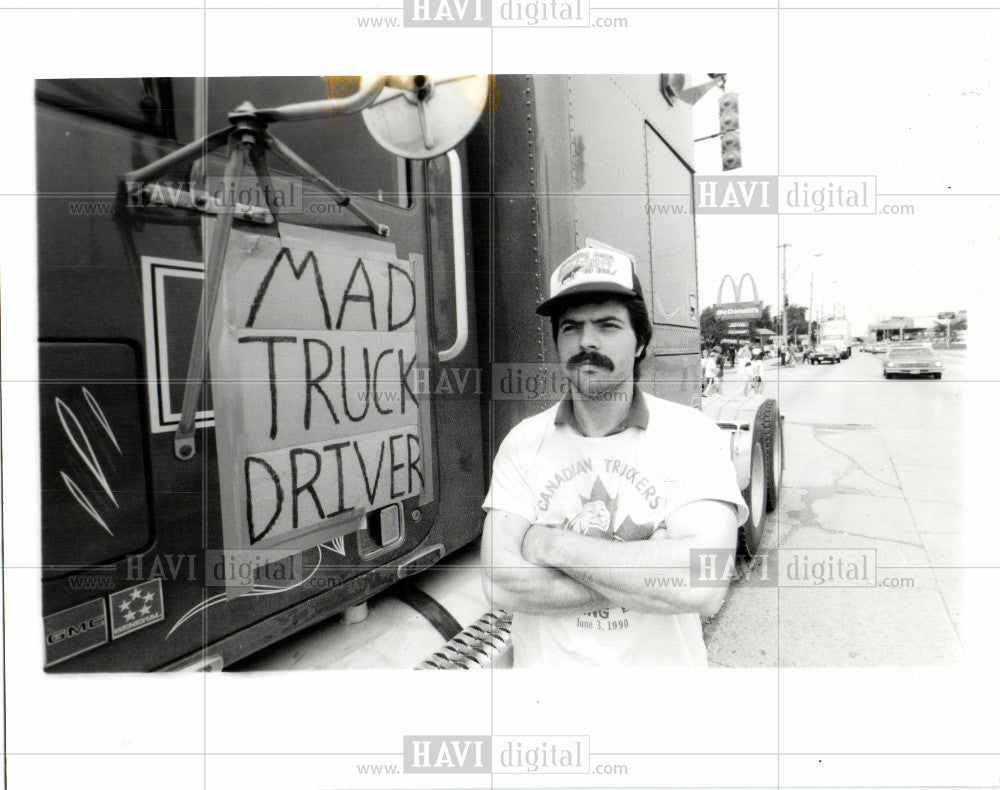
[703,394,774,491]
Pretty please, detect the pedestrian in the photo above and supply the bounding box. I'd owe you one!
[712,345,726,386]
[480,247,748,667]
[744,349,763,395]
[701,348,719,395]
[736,343,753,391]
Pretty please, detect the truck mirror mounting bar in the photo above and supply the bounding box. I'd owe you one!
[125,79,392,461]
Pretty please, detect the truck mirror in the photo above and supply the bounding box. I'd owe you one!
[362,75,490,160]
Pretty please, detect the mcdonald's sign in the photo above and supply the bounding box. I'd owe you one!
[715,273,763,321]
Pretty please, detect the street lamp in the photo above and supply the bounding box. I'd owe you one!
[777,243,791,345]
[806,256,824,343]
[778,245,823,346]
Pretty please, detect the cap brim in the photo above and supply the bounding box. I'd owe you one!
[535,282,640,316]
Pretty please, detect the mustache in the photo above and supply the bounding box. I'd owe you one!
[567,350,615,372]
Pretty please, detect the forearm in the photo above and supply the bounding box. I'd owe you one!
[564,565,693,615]
[482,563,607,615]
[533,529,727,615]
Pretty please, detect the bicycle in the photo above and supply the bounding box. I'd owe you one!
[744,375,763,396]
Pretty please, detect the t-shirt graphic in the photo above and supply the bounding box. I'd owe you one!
[565,476,656,541]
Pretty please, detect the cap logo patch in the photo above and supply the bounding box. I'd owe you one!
[557,250,616,285]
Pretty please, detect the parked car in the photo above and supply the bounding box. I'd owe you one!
[883,344,944,379]
[810,344,841,364]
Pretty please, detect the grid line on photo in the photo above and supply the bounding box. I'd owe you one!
[7,749,1000,754]
[776,15,783,789]
[201,8,209,788]
[7,4,1000,10]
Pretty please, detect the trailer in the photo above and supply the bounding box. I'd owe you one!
[820,318,853,359]
[37,74,783,671]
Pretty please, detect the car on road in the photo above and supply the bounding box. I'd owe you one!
[883,344,944,379]
[810,344,841,364]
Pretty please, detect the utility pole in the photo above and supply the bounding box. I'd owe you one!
[809,272,815,345]
[778,242,791,345]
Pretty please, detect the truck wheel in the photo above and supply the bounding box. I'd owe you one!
[759,399,783,511]
[738,439,767,558]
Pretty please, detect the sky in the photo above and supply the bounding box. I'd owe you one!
[690,18,999,337]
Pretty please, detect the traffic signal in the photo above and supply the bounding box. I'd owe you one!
[719,92,742,171]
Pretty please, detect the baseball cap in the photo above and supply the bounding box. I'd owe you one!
[536,247,644,316]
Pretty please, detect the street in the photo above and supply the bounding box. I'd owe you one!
[705,349,965,666]
[239,350,966,670]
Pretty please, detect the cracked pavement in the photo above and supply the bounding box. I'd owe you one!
[706,350,966,667]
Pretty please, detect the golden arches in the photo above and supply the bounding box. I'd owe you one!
[716,272,759,304]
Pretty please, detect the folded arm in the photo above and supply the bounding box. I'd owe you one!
[480,509,609,615]
[521,499,739,616]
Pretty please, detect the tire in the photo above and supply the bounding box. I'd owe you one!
[758,400,782,512]
[738,437,767,558]
[933,372,942,380]
[738,401,780,557]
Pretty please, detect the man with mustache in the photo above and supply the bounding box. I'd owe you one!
[481,247,748,667]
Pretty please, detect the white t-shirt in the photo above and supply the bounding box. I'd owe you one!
[700,356,717,378]
[482,391,749,668]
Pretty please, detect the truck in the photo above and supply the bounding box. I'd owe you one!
[36,74,783,671]
[819,319,852,359]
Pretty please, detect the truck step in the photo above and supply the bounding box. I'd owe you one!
[416,610,514,669]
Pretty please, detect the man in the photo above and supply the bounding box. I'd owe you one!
[480,247,749,667]
[745,349,764,395]
[711,344,726,385]
[736,343,753,391]
[700,348,718,395]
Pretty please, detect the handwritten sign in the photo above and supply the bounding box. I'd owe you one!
[209,223,428,587]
